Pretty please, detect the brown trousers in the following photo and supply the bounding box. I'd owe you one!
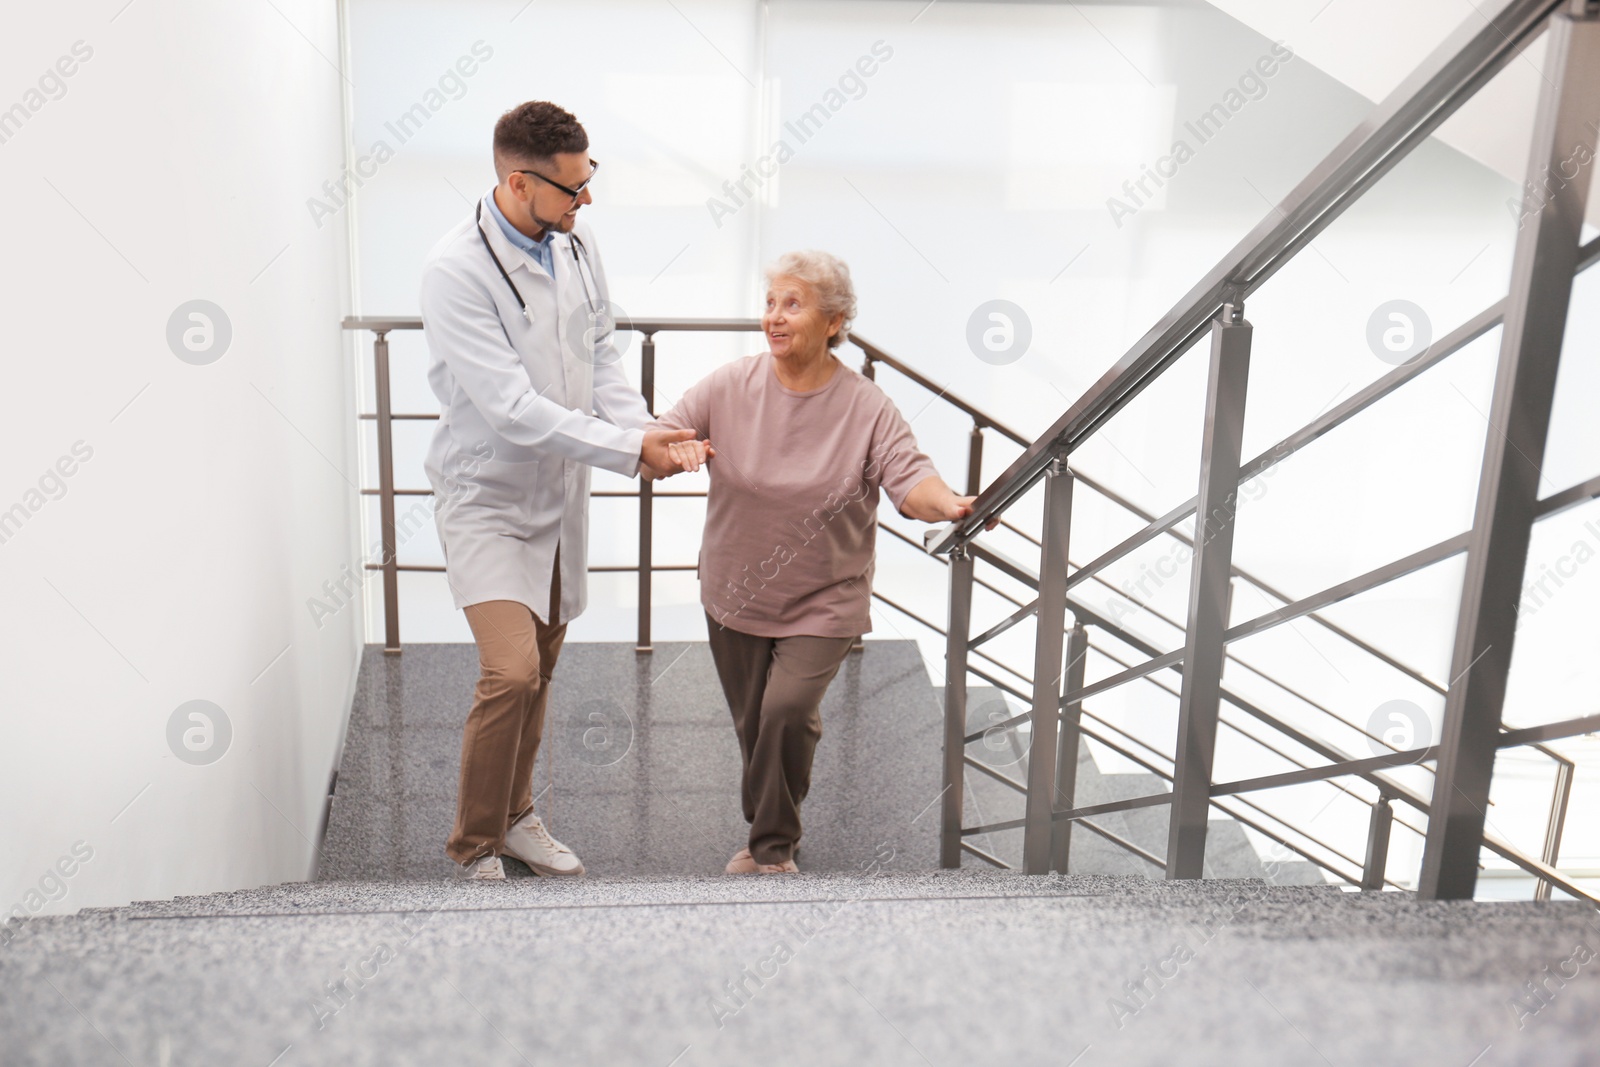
[705,613,855,865]
[446,556,567,865]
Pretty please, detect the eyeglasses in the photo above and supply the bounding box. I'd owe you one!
[516,159,599,203]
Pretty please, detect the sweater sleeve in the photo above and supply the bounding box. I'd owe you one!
[867,394,941,512]
[651,369,714,440]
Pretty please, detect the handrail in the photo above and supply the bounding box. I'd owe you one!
[959,537,1434,808]
[941,528,1596,900]
[1046,233,1600,604]
[910,0,1599,897]
[344,315,766,333]
[951,531,1592,818]
[853,333,1030,445]
[338,314,991,650]
[928,0,1572,555]
[987,517,1425,766]
[898,215,1598,887]
[889,425,1588,896]
[873,527,1423,885]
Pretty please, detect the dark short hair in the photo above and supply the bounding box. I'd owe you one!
[493,101,588,178]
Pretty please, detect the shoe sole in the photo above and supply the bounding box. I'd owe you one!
[526,861,585,877]
[503,848,585,877]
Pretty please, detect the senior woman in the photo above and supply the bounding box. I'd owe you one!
[654,250,980,874]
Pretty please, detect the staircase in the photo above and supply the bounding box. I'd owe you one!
[8,3,1599,1062]
[4,643,1597,1065]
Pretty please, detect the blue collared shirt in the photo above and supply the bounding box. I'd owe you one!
[485,192,555,277]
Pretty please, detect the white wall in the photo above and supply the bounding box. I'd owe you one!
[0,0,358,919]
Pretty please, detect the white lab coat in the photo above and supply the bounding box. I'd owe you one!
[419,191,651,623]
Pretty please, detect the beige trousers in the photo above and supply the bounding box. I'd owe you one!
[445,554,567,865]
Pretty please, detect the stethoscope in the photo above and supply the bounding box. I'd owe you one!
[475,199,600,321]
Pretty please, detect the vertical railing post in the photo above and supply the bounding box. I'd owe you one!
[1361,797,1393,891]
[1023,456,1073,874]
[1420,5,1600,900]
[1166,300,1253,879]
[941,544,975,868]
[372,329,402,655]
[1536,755,1574,902]
[966,424,985,498]
[1051,622,1089,873]
[852,352,871,658]
[637,331,656,653]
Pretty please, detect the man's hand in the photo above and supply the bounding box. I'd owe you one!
[641,427,713,480]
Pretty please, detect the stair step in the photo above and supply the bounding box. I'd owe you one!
[117,869,1138,919]
[111,869,1366,922]
[13,871,1593,1067]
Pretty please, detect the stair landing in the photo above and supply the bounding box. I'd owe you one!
[319,641,944,880]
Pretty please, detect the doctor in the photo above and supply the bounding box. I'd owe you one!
[419,101,702,881]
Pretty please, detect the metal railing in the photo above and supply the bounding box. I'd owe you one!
[343,316,990,646]
[341,314,1007,650]
[926,0,1600,902]
[343,316,753,653]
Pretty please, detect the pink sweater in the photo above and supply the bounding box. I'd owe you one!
[654,353,940,638]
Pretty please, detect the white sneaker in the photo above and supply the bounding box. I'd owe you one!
[503,813,585,876]
[459,854,505,881]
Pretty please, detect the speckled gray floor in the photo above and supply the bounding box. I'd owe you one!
[6,869,1598,1067]
[6,643,1598,1066]
[320,642,943,880]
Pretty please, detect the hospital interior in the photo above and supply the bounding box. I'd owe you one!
[2,0,1599,1063]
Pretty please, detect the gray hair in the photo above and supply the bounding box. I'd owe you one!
[764,250,856,349]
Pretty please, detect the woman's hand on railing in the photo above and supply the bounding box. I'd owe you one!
[902,476,1000,530]
[956,496,1002,531]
